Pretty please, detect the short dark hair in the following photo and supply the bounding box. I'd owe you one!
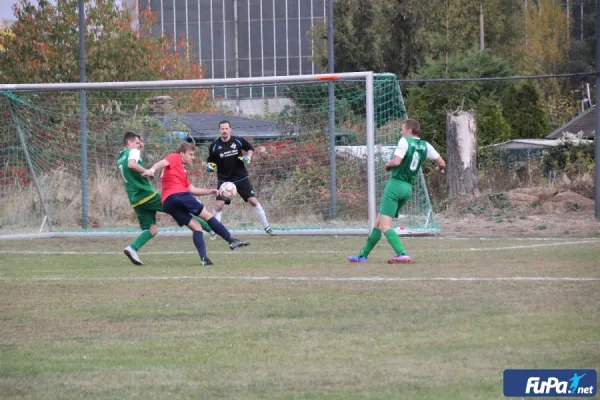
[176,142,195,153]
[402,119,420,136]
[123,131,140,146]
[219,120,231,128]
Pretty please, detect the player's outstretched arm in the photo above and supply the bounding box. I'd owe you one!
[435,156,446,174]
[143,159,170,177]
[127,159,148,174]
[188,185,219,197]
[425,142,446,174]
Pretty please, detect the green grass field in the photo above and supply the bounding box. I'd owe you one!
[1,235,599,399]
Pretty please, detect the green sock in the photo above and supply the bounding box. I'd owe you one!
[359,228,382,258]
[384,229,406,255]
[131,230,153,251]
[192,215,212,232]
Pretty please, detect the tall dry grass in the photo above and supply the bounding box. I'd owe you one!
[0,165,369,233]
[0,168,134,231]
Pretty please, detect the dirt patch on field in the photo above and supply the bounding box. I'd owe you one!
[438,186,600,237]
[437,213,600,237]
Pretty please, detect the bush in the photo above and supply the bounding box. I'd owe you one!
[541,133,595,177]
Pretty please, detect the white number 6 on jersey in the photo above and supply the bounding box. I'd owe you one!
[409,152,420,171]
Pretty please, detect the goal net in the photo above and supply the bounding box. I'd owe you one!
[0,72,438,238]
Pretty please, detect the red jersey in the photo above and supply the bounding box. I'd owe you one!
[160,153,191,203]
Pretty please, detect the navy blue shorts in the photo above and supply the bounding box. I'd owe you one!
[216,177,256,203]
[163,192,205,227]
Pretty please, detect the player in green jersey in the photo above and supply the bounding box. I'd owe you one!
[349,119,446,264]
[118,132,214,265]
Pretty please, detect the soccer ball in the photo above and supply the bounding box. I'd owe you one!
[219,182,237,200]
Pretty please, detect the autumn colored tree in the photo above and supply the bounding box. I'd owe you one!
[521,0,571,75]
[0,28,14,83]
[0,28,12,52]
[519,0,574,130]
[0,0,210,112]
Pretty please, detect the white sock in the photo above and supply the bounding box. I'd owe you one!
[252,203,270,228]
[212,209,222,222]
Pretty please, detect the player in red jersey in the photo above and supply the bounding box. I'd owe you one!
[144,142,249,265]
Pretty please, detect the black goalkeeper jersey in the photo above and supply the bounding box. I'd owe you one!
[207,135,254,181]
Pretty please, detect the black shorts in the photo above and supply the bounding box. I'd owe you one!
[217,177,256,204]
[163,192,205,226]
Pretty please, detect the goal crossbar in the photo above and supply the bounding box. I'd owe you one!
[0,72,373,92]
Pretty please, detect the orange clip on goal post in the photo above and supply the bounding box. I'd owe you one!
[316,74,339,81]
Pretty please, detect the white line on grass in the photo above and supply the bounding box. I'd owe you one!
[467,239,600,251]
[8,276,600,282]
[442,237,600,241]
[0,250,343,255]
[1,239,598,256]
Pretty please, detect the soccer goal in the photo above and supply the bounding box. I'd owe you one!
[0,72,439,239]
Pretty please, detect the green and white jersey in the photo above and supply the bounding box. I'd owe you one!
[390,137,440,184]
[117,148,158,207]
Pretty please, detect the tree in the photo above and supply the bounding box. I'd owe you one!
[477,0,525,66]
[0,28,12,52]
[567,0,596,72]
[501,82,550,139]
[0,27,14,82]
[446,111,480,199]
[309,0,424,78]
[521,0,571,75]
[475,97,511,146]
[519,0,587,135]
[414,0,479,70]
[404,49,513,149]
[0,0,206,86]
[414,0,524,71]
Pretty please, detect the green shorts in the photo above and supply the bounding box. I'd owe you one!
[379,179,412,218]
[133,194,163,230]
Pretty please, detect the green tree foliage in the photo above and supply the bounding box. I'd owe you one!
[475,98,511,146]
[477,0,526,66]
[415,0,524,69]
[309,0,423,77]
[567,0,596,73]
[404,49,513,149]
[501,82,550,139]
[414,0,479,68]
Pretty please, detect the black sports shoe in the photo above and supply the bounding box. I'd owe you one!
[200,257,214,266]
[229,238,249,250]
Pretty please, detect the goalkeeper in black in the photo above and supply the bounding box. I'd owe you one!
[206,120,275,236]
